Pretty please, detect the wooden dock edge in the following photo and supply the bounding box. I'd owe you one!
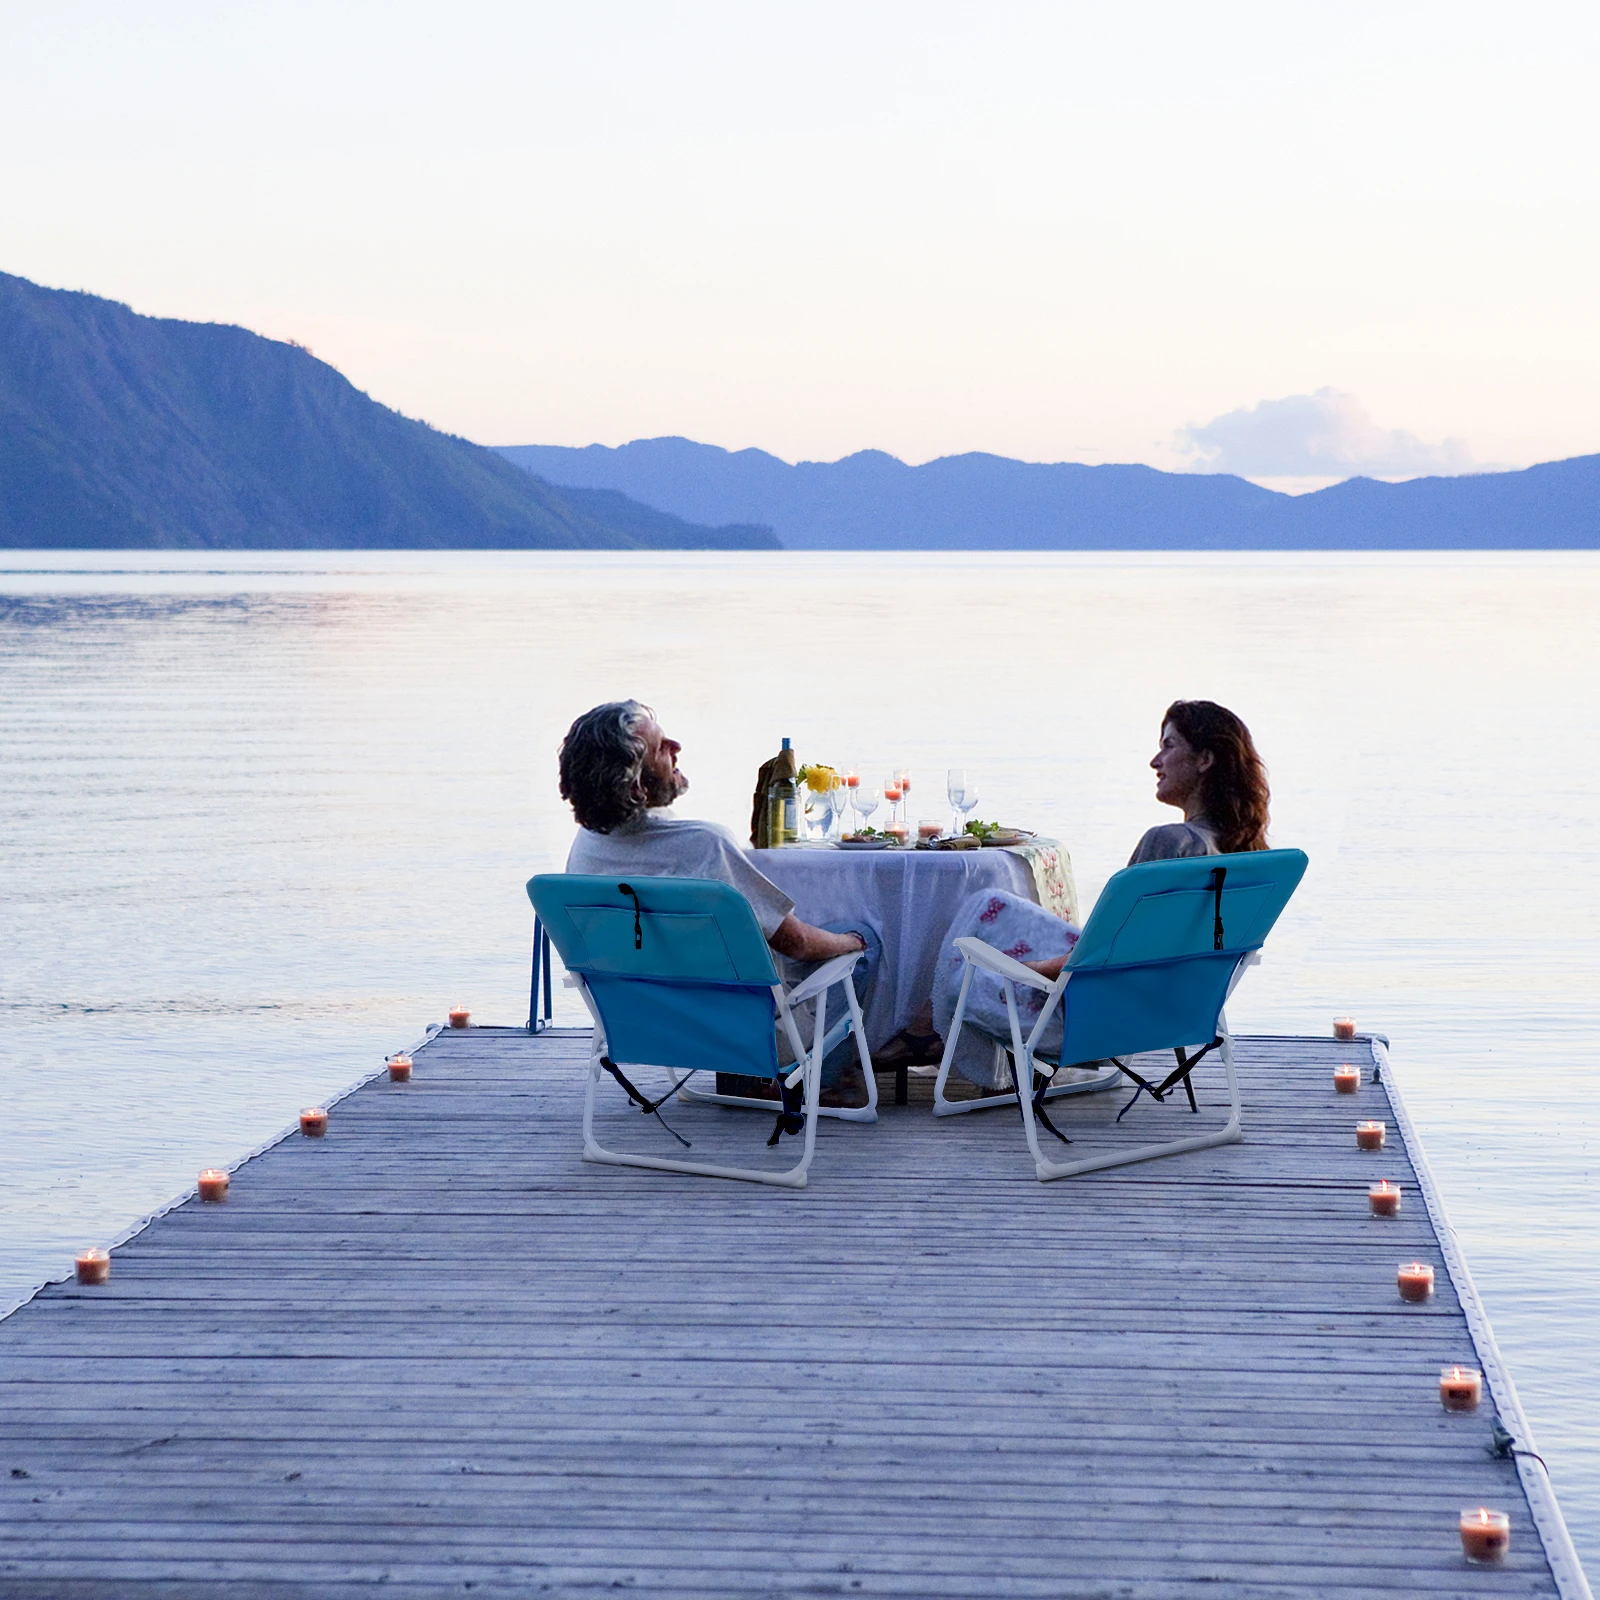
[0,1021,445,1325]
[1376,1035,1594,1599]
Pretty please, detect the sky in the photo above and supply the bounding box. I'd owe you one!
[3,1,1599,485]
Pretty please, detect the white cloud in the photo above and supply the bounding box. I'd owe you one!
[1178,389,1476,480]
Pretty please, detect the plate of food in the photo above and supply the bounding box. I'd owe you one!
[963,820,1035,848]
[839,830,894,850]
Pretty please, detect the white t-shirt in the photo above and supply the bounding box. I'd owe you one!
[564,810,796,940]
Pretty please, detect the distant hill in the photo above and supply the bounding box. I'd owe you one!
[0,273,776,550]
[499,436,1600,549]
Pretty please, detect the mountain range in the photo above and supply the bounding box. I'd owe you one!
[0,272,774,550]
[499,437,1600,549]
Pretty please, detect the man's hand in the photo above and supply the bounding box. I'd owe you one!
[770,915,866,963]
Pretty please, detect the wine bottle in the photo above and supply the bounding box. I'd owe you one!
[767,737,800,845]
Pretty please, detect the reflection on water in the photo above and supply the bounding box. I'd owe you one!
[1,550,1597,1571]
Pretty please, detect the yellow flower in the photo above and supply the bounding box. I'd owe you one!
[804,764,837,793]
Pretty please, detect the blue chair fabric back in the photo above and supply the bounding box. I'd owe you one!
[1055,849,1308,1062]
[528,874,783,1079]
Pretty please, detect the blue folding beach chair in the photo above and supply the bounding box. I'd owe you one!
[931,849,1308,1180]
[527,874,871,1188]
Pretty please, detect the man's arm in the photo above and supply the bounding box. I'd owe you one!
[769,914,865,963]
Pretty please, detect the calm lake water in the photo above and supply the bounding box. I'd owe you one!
[2,551,1596,1571]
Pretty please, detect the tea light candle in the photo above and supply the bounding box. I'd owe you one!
[74,1248,110,1286]
[1333,1063,1360,1094]
[1333,1016,1356,1041]
[918,820,942,841]
[197,1168,230,1203]
[1355,1119,1386,1151]
[844,771,859,788]
[1459,1507,1509,1562]
[1440,1365,1483,1412]
[883,785,902,803]
[299,1107,328,1137]
[1368,1180,1401,1216]
[388,1054,413,1082]
[884,823,909,843]
[448,1005,470,1029]
[1398,1261,1435,1302]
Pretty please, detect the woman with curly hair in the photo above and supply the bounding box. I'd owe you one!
[931,700,1271,1083]
[1131,699,1271,861]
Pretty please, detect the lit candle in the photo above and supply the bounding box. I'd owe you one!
[845,772,859,789]
[1333,1063,1360,1094]
[299,1107,328,1137]
[1397,1261,1434,1302]
[1368,1180,1401,1217]
[448,1005,471,1029]
[197,1169,230,1203]
[1459,1508,1509,1563]
[388,1054,413,1082]
[1355,1119,1386,1151]
[918,820,942,841]
[883,785,902,803]
[885,823,909,844]
[1440,1365,1483,1412]
[1333,1016,1356,1041]
[74,1248,110,1286]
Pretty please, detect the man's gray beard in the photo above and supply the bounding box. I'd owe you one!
[641,768,687,809]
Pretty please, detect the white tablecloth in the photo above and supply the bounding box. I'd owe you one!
[753,846,1039,1048]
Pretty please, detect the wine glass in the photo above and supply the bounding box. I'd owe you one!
[948,768,979,835]
[828,778,850,840]
[882,774,903,830]
[841,764,860,833]
[854,784,880,834]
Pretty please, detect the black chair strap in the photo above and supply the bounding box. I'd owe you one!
[599,1055,691,1147]
[766,1070,807,1146]
[1211,865,1227,950]
[1114,1038,1222,1121]
[617,882,643,949]
[1007,1052,1071,1147]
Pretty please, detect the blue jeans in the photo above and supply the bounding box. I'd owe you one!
[716,921,883,1095]
[784,921,883,1085]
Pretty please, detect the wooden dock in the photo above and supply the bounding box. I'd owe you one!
[0,1026,1589,1598]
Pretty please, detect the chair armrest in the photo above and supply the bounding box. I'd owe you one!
[784,949,863,1007]
[952,936,1056,992]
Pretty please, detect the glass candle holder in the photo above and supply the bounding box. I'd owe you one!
[449,1005,471,1029]
[1440,1366,1483,1412]
[388,1054,413,1082]
[1459,1508,1509,1562]
[918,819,942,843]
[197,1169,230,1203]
[1355,1120,1386,1151]
[1333,1016,1356,1041]
[1398,1261,1435,1302]
[1334,1063,1360,1094]
[299,1107,328,1137]
[74,1248,110,1286]
[1368,1180,1401,1216]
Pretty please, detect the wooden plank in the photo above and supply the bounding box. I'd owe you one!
[0,1029,1579,1598]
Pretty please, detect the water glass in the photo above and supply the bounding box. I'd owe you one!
[828,780,850,839]
[948,768,979,834]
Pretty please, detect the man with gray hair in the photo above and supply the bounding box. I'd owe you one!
[558,700,879,1091]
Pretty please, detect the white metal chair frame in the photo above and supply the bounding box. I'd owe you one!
[931,936,1251,1181]
[574,947,868,1188]
[679,954,877,1124]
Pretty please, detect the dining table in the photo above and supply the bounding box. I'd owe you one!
[752,838,1078,1055]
